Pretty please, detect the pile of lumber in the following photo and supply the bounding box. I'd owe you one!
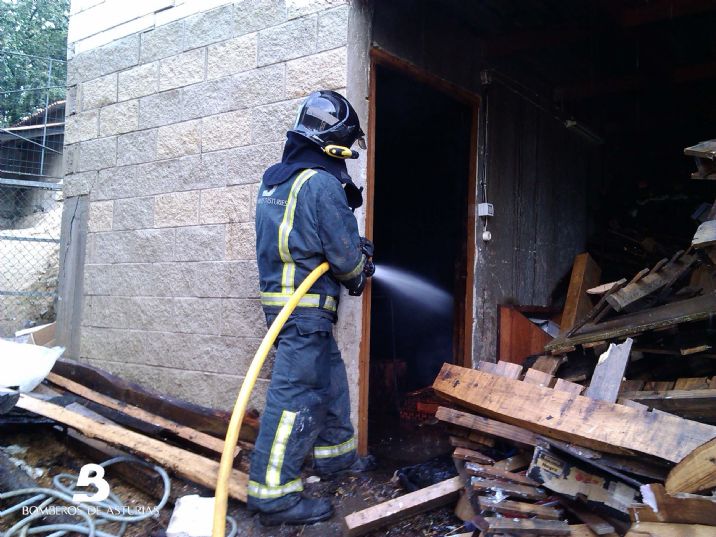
[2,349,260,503]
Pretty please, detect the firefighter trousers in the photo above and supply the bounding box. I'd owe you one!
[247,314,357,513]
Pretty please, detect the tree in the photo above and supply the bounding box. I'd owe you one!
[0,0,69,127]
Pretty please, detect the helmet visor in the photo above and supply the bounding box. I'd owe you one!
[294,92,350,138]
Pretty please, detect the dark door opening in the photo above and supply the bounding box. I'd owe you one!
[367,62,474,461]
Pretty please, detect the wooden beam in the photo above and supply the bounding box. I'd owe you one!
[666,437,716,494]
[15,394,248,501]
[47,372,233,457]
[562,253,601,334]
[554,378,585,395]
[477,359,524,379]
[546,292,716,352]
[630,484,716,525]
[435,406,539,447]
[585,338,633,403]
[493,453,532,472]
[464,461,539,486]
[433,364,716,462]
[452,446,495,465]
[523,368,554,387]
[532,355,565,375]
[477,496,564,520]
[619,389,716,422]
[343,476,462,537]
[483,517,570,535]
[471,479,547,501]
[625,522,716,537]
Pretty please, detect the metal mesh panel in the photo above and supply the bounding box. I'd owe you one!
[0,51,65,336]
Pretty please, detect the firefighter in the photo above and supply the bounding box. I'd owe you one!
[247,90,375,526]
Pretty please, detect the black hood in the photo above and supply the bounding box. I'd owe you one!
[262,131,363,209]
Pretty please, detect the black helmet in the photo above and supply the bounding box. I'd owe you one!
[292,90,365,149]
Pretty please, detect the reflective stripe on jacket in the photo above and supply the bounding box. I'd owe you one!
[255,168,365,319]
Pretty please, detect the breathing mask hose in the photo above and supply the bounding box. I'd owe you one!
[212,261,331,537]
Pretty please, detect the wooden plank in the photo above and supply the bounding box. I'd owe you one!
[532,355,565,375]
[625,522,716,537]
[47,372,233,457]
[435,406,539,447]
[585,338,633,403]
[484,517,570,535]
[546,292,716,352]
[619,389,716,422]
[554,378,585,395]
[674,378,711,390]
[588,281,621,295]
[343,476,462,537]
[433,364,716,462]
[692,220,716,248]
[15,394,248,502]
[630,484,716,525]
[52,358,257,441]
[666,437,716,494]
[493,453,532,472]
[471,479,547,500]
[454,490,476,521]
[523,368,554,387]
[449,435,489,451]
[498,306,553,365]
[477,496,564,519]
[561,253,601,333]
[477,360,524,379]
[465,461,539,486]
[562,499,617,535]
[606,255,695,312]
[452,446,495,465]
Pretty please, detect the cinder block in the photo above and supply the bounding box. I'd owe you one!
[234,0,287,36]
[317,5,350,51]
[202,142,281,186]
[285,46,346,98]
[97,34,141,76]
[139,154,209,194]
[64,109,99,144]
[157,119,202,159]
[138,89,183,129]
[88,296,174,331]
[206,33,257,80]
[92,164,138,200]
[82,73,117,110]
[173,261,231,298]
[225,221,256,260]
[287,0,347,19]
[92,228,175,263]
[67,49,103,85]
[202,109,251,152]
[251,99,301,143]
[257,15,317,66]
[174,298,223,335]
[63,170,98,198]
[113,196,154,230]
[88,200,113,232]
[78,136,117,171]
[232,63,285,108]
[159,48,206,91]
[140,20,185,63]
[221,298,265,337]
[180,76,238,121]
[155,190,200,227]
[226,261,260,298]
[63,143,80,175]
[200,185,253,224]
[118,62,159,100]
[175,224,226,261]
[117,129,158,166]
[184,4,234,50]
[84,262,178,297]
[99,100,139,137]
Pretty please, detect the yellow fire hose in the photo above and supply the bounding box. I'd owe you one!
[212,261,331,537]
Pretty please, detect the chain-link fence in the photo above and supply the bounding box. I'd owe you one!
[0,51,65,337]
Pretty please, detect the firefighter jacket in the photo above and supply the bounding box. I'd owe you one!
[255,168,366,321]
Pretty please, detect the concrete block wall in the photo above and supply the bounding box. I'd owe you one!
[63,0,353,410]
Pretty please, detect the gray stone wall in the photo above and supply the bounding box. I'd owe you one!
[62,0,352,410]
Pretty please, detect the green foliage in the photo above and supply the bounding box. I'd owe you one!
[0,0,69,127]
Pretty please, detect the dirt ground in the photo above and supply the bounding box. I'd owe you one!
[0,428,465,537]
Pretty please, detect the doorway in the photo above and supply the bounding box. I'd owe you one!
[361,52,478,460]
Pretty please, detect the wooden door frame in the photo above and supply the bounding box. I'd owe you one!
[357,47,480,455]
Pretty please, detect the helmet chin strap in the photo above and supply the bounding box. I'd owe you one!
[322,144,360,159]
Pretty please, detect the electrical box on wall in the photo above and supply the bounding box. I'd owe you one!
[478,203,494,217]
